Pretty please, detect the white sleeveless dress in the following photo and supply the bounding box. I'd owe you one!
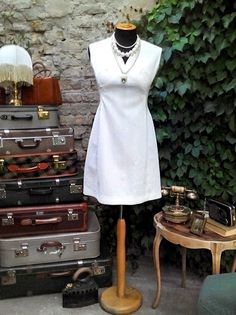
[83,36,162,205]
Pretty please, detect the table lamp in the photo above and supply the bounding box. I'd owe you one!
[0,44,33,106]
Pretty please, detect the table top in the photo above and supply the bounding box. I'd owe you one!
[154,212,236,244]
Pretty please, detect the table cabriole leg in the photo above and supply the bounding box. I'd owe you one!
[152,230,163,309]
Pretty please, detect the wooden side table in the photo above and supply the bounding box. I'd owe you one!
[152,212,236,308]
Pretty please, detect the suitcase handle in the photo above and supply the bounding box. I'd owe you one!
[37,241,65,257]
[10,114,33,121]
[29,187,53,195]
[7,162,49,174]
[72,267,93,282]
[20,217,63,226]
[16,139,42,149]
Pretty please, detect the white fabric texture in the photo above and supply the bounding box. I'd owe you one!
[83,36,162,205]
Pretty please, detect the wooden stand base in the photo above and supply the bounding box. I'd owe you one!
[100,286,142,315]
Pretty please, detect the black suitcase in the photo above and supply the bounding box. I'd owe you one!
[0,173,84,207]
[0,248,112,299]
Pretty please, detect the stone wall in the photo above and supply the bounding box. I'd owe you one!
[0,0,156,161]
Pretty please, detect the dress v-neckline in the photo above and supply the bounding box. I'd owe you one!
[110,36,141,76]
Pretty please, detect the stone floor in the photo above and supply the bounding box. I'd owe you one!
[0,255,203,315]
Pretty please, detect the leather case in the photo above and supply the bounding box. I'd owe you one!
[21,77,62,106]
[0,105,59,130]
[0,202,88,237]
[0,210,100,267]
[0,173,84,207]
[0,127,74,156]
[0,247,112,299]
[0,150,79,180]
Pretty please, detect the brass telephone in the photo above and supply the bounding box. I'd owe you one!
[161,186,198,223]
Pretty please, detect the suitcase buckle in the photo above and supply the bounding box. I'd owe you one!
[73,238,87,251]
[91,261,106,275]
[15,243,29,258]
[2,213,14,225]
[38,106,49,120]
[1,270,16,285]
[53,155,66,170]
[68,209,79,221]
[0,187,6,199]
[70,183,83,194]
[52,134,66,146]
[0,158,4,172]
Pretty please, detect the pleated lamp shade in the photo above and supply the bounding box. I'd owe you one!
[0,45,33,87]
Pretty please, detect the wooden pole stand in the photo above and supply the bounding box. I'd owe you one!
[100,208,142,314]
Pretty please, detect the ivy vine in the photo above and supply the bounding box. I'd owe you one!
[139,0,236,204]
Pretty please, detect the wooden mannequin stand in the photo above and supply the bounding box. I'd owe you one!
[100,205,142,314]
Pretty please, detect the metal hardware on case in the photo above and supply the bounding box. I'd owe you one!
[68,209,79,221]
[17,180,22,188]
[73,238,87,251]
[52,134,66,146]
[53,155,66,169]
[70,183,82,194]
[91,261,105,275]
[0,158,4,171]
[37,106,49,120]
[0,188,6,199]
[0,137,3,148]
[2,213,14,225]
[15,243,29,258]
[1,270,16,285]
[0,115,8,120]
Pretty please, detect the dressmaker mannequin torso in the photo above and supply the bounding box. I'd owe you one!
[83,22,162,205]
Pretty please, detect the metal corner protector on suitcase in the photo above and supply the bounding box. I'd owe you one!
[0,210,100,267]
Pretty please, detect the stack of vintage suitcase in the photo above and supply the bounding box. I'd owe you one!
[0,102,112,300]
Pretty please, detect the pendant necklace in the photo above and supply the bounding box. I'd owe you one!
[111,33,141,84]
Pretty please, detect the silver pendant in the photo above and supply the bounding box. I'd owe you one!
[121,75,127,84]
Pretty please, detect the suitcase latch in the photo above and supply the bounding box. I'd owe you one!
[68,209,79,221]
[15,243,29,258]
[91,261,106,275]
[0,187,6,199]
[2,213,14,225]
[1,270,16,285]
[0,158,4,172]
[53,155,66,170]
[38,106,49,120]
[52,134,66,146]
[0,137,3,148]
[70,183,82,194]
[73,238,87,251]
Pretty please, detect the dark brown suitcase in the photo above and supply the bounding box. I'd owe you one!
[0,202,88,237]
[0,150,79,180]
[0,127,74,156]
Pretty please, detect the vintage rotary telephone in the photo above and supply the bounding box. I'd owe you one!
[161,185,198,223]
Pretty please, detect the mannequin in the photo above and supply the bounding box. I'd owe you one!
[83,21,162,314]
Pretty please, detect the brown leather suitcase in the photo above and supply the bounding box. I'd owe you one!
[0,127,74,156]
[0,150,79,180]
[0,202,88,237]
